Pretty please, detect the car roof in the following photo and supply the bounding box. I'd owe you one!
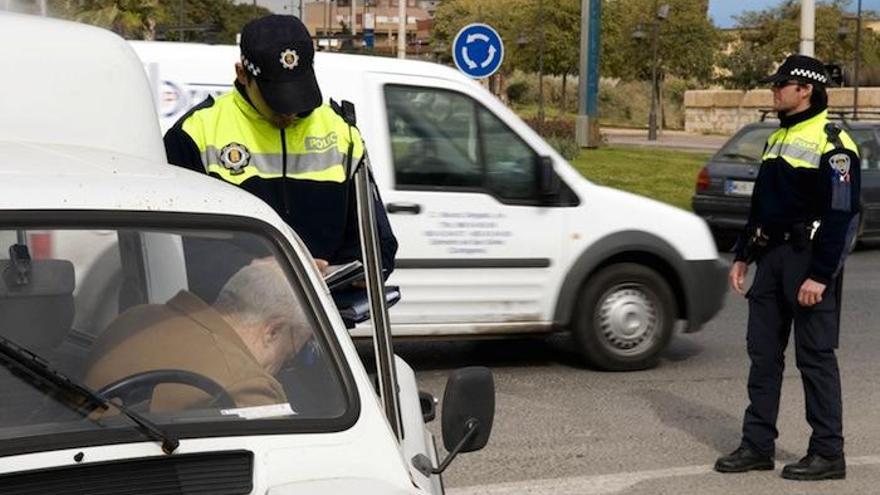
[0,15,295,234]
[0,141,290,230]
[0,13,165,164]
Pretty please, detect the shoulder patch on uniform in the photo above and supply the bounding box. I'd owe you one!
[219,142,251,175]
[829,152,851,182]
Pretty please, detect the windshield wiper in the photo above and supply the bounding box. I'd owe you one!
[0,335,179,454]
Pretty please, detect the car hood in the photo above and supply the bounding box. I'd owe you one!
[267,477,424,495]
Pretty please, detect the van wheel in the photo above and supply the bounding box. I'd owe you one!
[573,263,675,371]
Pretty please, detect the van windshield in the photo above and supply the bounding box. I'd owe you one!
[0,226,349,452]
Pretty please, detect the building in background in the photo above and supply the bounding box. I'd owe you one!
[233,0,437,55]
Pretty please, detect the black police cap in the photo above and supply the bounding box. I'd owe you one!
[240,15,323,115]
[759,54,829,87]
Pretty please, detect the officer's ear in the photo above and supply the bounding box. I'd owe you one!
[799,82,814,98]
[235,63,249,86]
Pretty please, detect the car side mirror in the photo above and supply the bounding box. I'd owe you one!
[442,366,494,453]
[411,366,495,476]
[536,155,560,202]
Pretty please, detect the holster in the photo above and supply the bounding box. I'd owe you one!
[744,222,811,261]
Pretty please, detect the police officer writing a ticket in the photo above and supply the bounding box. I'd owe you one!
[714,55,861,481]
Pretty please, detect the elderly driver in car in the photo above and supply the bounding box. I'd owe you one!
[83,260,309,412]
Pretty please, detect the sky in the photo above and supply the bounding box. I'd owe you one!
[709,0,880,28]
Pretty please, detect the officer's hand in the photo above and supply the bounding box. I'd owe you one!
[314,258,329,275]
[729,261,748,296]
[798,278,827,307]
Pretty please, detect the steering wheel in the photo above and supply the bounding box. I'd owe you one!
[96,369,237,409]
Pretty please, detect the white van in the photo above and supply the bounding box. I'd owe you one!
[130,41,728,371]
[0,13,491,493]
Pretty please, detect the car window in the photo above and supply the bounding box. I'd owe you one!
[849,128,880,170]
[0,226,348,449]
[717,126,775,163]
[385,85,542,203]
[386,86,482,189]
[479,106,539,200]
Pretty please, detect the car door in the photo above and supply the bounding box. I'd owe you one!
[362,74,568,336]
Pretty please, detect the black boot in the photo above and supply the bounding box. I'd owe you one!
[781,454,846,481]
[714,446,774,473]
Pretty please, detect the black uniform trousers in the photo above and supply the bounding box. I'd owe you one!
[741,242,843,459]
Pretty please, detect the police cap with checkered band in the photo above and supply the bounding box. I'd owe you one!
[759,54,830,87]
[240,15,322,115]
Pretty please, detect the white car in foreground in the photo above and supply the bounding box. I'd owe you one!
[0,13,492,494]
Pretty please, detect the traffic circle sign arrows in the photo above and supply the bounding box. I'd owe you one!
[452,23,504,79]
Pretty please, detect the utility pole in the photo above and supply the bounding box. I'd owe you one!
[647,0,660,141]
[576,0,601,148]
[397,0,406,58]
[351,0,357,37]
[800,0,815,56]
[854,0,862,119]
[538,0,545,126]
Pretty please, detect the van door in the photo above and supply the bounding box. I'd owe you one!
[361,74,576,336]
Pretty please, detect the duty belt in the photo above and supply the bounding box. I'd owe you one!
[751,221,820,250]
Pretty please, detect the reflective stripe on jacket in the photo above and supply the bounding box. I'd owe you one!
[762,110,859,169]
[181,90,363,185]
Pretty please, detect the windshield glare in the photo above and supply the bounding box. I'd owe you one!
[0,227,347,445]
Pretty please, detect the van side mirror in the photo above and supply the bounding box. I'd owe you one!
[537,155,560,202]
[411,367,495,476]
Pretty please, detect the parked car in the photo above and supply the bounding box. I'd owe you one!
[692,117,880,251]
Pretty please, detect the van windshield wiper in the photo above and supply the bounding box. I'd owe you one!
[0,335,179,454]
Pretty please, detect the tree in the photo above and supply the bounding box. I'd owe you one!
[155,0,271,43]
[601,0,720,84]
[49,0,270,43]
[50,0,162,40]
[720,0,880,89]
[432,0,529,68]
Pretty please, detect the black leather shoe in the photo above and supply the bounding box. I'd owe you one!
[714,446,774,473]
[781,454,846,481]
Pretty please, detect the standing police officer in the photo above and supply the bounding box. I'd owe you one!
[714,55,860,481]
[164,15,397,300]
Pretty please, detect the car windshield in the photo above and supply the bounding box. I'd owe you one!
[716,126,775,163]
[0,225,349,452]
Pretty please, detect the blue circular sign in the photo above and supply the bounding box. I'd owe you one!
[452,23,504,79]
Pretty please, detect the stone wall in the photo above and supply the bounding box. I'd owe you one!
[684,88,880,135]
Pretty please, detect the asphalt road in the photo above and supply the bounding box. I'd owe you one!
[388,247,880,494]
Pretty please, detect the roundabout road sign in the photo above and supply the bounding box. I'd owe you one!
[452,23,504,79]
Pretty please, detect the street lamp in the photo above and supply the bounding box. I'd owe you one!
[838,0,863,119]
[633,4,668,141]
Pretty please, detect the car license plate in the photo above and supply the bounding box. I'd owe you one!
[725,180,754,196]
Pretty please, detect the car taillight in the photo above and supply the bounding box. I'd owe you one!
[696,166,710,192]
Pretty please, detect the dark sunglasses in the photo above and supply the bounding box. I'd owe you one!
[771,80,803,89]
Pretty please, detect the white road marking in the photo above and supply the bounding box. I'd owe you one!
[447,456,880,495]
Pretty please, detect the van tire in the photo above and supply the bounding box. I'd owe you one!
[573,263,675,371]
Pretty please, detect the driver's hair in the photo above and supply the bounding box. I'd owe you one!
[213,261,306,333]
